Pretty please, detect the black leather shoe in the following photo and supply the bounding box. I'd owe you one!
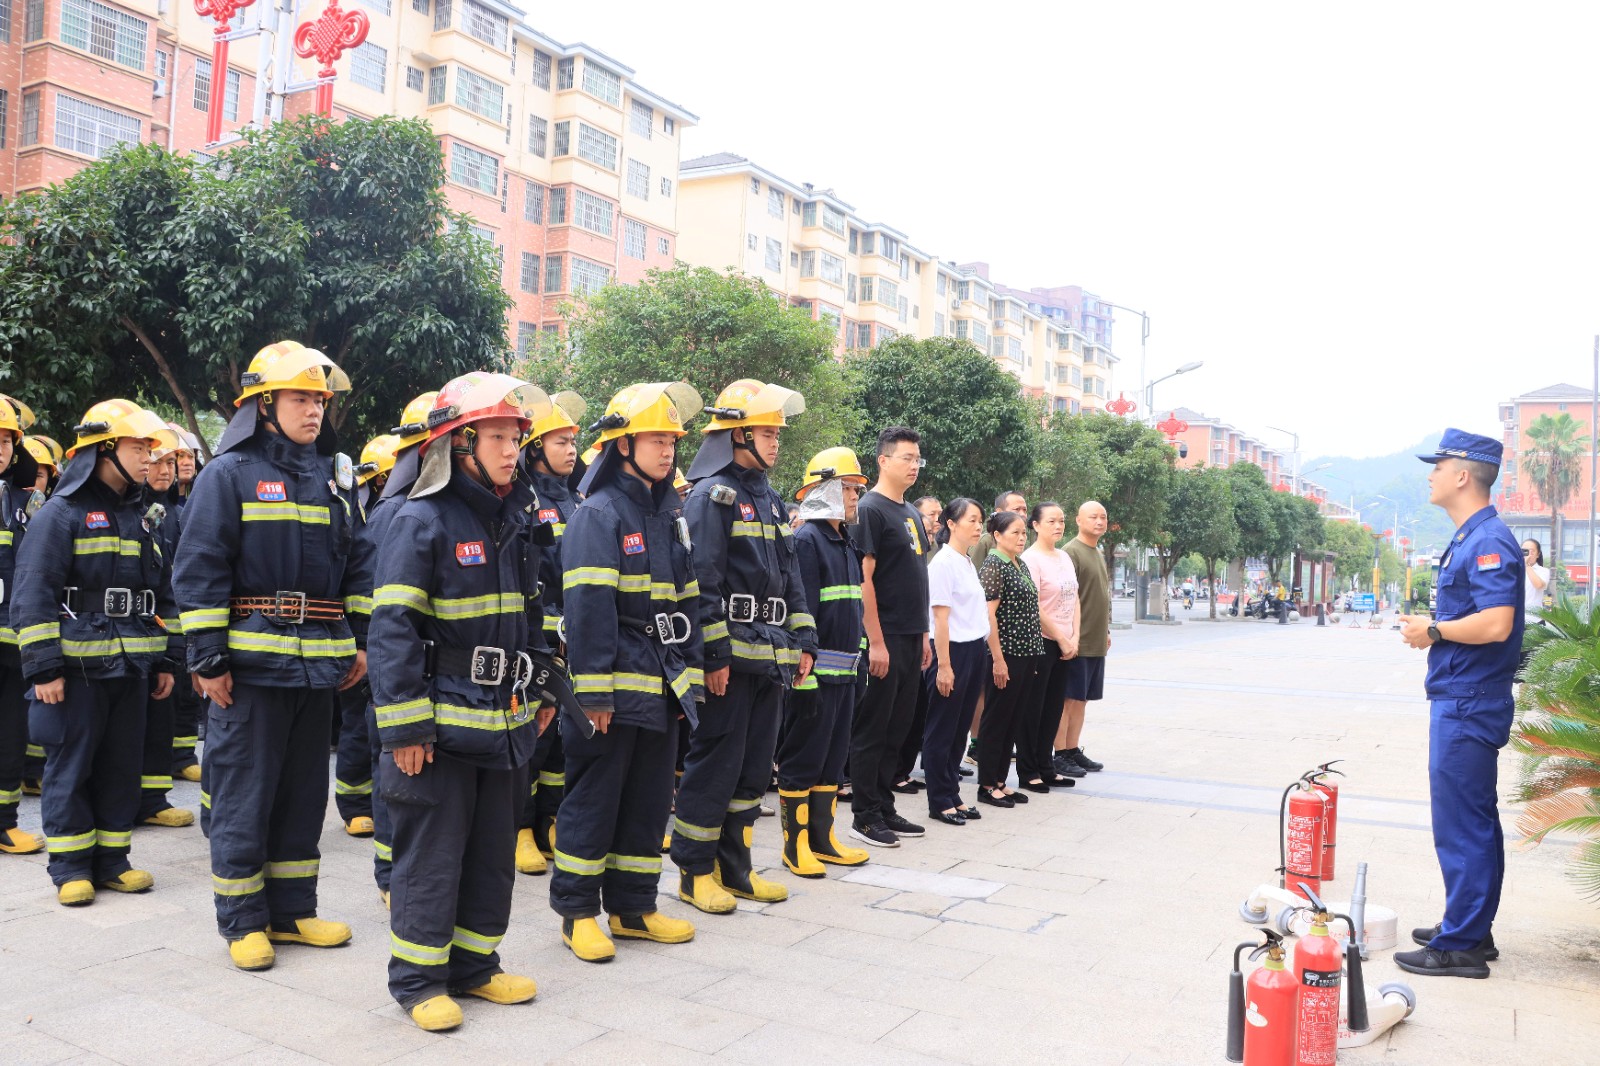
[1004,790,1029,804]
[929,810,967,826]
[1071,749,1104,772]
[1394,947,1490,979]
[958,766,974,778]
[1019,780,1050,794]
[956,806,981,820]
[1411,922,1498,960]
[1043,775,1078,788]
[977,789,1014,808]
[890,780,919,795]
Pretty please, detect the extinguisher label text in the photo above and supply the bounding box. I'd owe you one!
[1296,973,1340,1066]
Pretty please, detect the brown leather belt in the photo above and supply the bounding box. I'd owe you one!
[231,594,345,624]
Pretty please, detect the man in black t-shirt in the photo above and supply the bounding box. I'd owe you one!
[848,427,931,847]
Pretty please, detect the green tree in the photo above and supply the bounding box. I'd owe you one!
[1524,412,1590,567]
[0,116,512,452]
[528,264,855,495]
[1227,462,1278,570]
[1035,412,1174,574]
[845,336,1037,504]
[1168,466,1239,619]
[1265,491,1327,582]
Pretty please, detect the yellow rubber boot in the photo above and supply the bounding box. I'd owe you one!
[712,825,788,902]
[561,917,615,963]
[410,995,463,1031]
[515,828,547,875]
[178,764,203,783]
[809,786,869,866]
[228,932,276,970]
[345,816,375,838]
[143,807,194,827]
[0,827,45,854]
[463,972,537,1004]
[379,888,390,909]
[610,911,695,944]
[58,879,95,906]
[661,831,671,853]
[99,869,155,893]
[267,916,352,947]
[779,789,825,878]
[677,870,736,914]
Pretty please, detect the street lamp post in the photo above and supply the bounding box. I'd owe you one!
[1267,426,1300,494]
[1103,302,1150,416]
[1144,361,1204,427]
[1306,462,1355,515]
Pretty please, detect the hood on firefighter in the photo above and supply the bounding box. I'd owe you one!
[797,475,852,524]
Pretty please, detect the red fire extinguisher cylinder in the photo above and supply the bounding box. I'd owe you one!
[1291,884,1342,1066]
[1283,781,1326,903]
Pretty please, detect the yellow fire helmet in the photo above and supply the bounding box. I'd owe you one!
[702,379,806,434]
[590,382,703,446]
[581,442,601,466]
[357,433,403,484]
[673,466,689,493]
[24,435,64,472]
[0,393,36,437]
[391,390,441,446]
[796,446,868,500]
[148,426,184,462]
[235,340,352,406]
[527,390,587,450]
[68,399,169,457]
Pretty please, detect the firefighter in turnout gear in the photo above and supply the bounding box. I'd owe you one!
[777,448,871,874]
[369,373,552,1032]
[11,400,176,904]
[672,380,817,912]
[0,393,45,856]
[172,341,373,971]
[514,391,586,877]
[136,428,194,829]
[552,382,704,963]
[359,393,438,906]
[19,432,63,792]
[161,425,205,785]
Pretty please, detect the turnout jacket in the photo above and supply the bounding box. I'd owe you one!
[793,519,865,687]
[0,481,33,654]
[12,477,175,682]
[685,464,816,680]
[528,468,578,645]
[369,469,541,768]
[563,473,702,731]
[173,431,372,688]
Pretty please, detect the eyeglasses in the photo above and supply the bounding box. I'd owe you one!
[888,454,926,468]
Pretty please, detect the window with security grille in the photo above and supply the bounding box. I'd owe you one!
[411,0,427,13]
[0,0,10,42]
[427,66,446,105]
[350,42,386,91]
[626,159,649,199]
[765,238,781,272]
[192,58,241,120]
[405,66,423,91]
[876,278,899,308]
[455,67,504,121]
[516,322,536,355]
[629,99,652,137]
[663,115,675,135]
[821,253,844,285]
[55,93,140,158]
[459,0,506,49]
[572,190,614,236]
[656,236,669,255]
[0,90,7,148]
[582,62,621,105]
[799,251,815,277]
[527,114,547,156]
[552,120,569,156]
[576,122,616,169]
[524,181,544,222]
[556,57,574,89]
[531,49,551,89]
[449,143,498,194]
[571,256,611,297]
[934,312,945,336]
[23,0,41,39]
[20,90,38,145]
[623,218,646,260]
[659,177,672,198]
[354,0,390,14]
[544,254,563,293]
[548,187,566,224]
[768,187,783,218]
[519,252,539,293]
[432,0,449,30]
[60,0,146,69]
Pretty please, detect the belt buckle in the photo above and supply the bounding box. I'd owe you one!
[103,588,132,618]
[0,576,6,605]
[765,597,788,626]
[660,611,692,646]
[275,591,308,624]
[471,645,508,686]
[726,593,757,623]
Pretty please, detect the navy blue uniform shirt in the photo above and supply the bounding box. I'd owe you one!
[1426,504,1524,699]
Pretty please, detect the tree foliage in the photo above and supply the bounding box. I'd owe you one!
[0,116,512,452]
[1168,466,1239,619]
[1037,412,1174,571]
[1524,412,1590,560]
[1227,462,1279,564]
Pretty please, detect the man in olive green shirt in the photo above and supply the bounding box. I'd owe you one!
[968,490,1028,568]
[1056,501,1110,777]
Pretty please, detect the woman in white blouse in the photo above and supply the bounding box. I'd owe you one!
[921,499,990,825]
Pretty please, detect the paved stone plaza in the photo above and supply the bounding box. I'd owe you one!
[3,602,1596,1064]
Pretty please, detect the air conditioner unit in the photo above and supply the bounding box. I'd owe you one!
[154,79,168,98]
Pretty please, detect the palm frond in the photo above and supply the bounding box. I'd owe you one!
[1566,840,1600,902]
[1515,791,1600,841]
[1510,762,1600,804]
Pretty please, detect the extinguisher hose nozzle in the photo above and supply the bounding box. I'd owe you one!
[1334,914,1370,1033]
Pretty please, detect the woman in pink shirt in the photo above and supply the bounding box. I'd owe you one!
[1020,502,1080,791]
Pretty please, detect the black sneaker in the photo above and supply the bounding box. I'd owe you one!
[882,813,926,838]
[1052,754,1087,778]
[849,820,899,847]
[1411,922,1498,960]
[1394,947,1490,979]
[1070,749,1104,772]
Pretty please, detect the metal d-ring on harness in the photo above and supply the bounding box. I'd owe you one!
[421,641,539,725]
[619,611,693,645]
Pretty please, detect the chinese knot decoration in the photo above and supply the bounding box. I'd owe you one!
[294,0,371,117]
[1106,393,1137,417]
[1274,481,1292,492]
[194,0,257,144]
[1155,412,1188,440]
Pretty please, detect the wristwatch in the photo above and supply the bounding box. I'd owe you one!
[1427,623,1443,645]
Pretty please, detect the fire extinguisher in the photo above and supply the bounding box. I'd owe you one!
[1277,774,1326,903]
[1309,761,1344,884]
[1226,929,1296,1065]
[1290,883,1366,1066]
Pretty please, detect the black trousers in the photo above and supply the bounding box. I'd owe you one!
[333,680,373,823]
[977,652,1048,790]
[921,639,988,813]
[1018,656,1072,783]
[893,673,931,783]
[671,671,781,875]
[31,674,146,885]
[776,681,857,791]
[170,675,201,774]
[0,654,27,831]
[550,714,676,920]
[849,633,923,825]
[137,686,176,820]
[204,682,333,939]
[384,750,522,1009]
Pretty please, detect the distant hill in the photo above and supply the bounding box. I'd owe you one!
[1307,432,1456,554]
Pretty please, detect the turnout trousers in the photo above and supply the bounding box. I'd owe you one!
[383,749,523,1009]
[0,654,28,832]
[137,687,176,820]
[333,681,374,824]
[30,674,145,885]
[519,721,564,855]
[550,713,677,920]
[1427,694,1514,952]
[170,675,201,775]
[671,672,781,876]
[776,682,855,792]
[364,703,393,892]
[203,681,334,940]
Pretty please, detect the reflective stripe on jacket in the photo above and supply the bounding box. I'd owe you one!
[794,519,864,686]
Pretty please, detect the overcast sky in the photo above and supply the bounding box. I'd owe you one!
[532,1,1599,460]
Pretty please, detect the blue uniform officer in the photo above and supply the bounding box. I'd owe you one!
[1396,428,1524,980]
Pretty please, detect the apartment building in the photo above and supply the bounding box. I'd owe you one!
[676,152,1117,416]
[0,0,695,344]
[1497,381,1594,576]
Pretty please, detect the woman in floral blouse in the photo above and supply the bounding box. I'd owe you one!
[976,510,1049,808]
